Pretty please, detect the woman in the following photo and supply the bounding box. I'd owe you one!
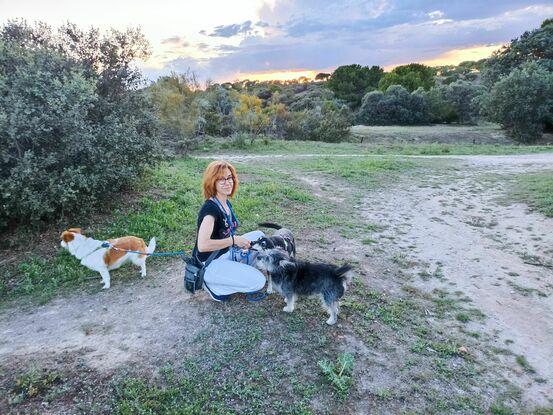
[192,160,266,301]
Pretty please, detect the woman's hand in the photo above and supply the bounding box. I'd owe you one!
[233,235,251,249]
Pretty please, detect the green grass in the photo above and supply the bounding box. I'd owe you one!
[2,145,545,413]
[512,172,553,217]
[515,355,536,373]
[456,313,470,323]
[195,136,553,156]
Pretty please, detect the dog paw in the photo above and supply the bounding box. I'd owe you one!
[326,317,337,325]
[102,285,110,289]
[267,286,273,294]
[283,306,294,313]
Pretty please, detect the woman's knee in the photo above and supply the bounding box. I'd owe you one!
[243,230,265,241]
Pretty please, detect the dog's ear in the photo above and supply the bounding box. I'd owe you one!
[60,231,75,243]
[279,259,296,273]
[68,227,82,234]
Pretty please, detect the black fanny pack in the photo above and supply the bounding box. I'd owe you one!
[183,250,220,294]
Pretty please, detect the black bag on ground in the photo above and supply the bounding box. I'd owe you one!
[183,250,220,294]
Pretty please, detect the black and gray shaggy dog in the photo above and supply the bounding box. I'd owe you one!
[251,222,296,257]
[251,222,296,294]
[254,249,353,325]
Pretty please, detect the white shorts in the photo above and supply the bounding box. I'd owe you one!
[203,230,266,296]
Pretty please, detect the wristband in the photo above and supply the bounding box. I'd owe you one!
[231,235,235,246]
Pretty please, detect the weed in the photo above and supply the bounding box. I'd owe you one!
[317,353,354,400]
[515,355,536,373]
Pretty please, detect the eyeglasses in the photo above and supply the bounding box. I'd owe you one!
[217,175,234,185]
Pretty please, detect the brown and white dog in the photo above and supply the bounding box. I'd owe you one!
[60,228,156,289]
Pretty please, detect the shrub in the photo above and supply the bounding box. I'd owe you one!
[0,21,159,229]
[357,85,429,125]
[416,86,458,123]
[440,80,485,124]
[481,62,553,142]
[284,102,352,142]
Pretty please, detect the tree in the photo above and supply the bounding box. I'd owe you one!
[357,85,429,125]
[315,72,331,81]
[233,94,269,135]
[378,63,435,92]
[482,20,553,86]
[204,84,236,136]
[417,86,458,123]
[326,64,384,108]
[481,62,553,142]
[435,59,486,84]
[440,80,485,124]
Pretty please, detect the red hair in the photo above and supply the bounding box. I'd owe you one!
[202,160,239,199]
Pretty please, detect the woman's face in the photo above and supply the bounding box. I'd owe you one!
[216,168,234,196]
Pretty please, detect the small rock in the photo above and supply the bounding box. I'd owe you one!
[458,346,469,354]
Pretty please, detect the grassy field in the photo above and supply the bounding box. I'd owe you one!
[0,158,316,305]
[0,155,413,305]
[197,137,553,157]
[1,145,552,414]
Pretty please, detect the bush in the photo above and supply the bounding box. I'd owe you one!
[440,80,485,124]
[0,21,159,229]
[416,86,458,123]
[481,62,553,142]
[284,102,352,142]
[357,85,429,125]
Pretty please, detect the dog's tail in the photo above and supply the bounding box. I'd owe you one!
[336,264,353,290]
[258,222,282,230]
[147,237,156,254]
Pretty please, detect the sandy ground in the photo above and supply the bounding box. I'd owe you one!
[1,152,552,410]
[0,261,212,371]
[357,155,553,405]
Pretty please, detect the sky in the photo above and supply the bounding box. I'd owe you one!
[1,0,551,83]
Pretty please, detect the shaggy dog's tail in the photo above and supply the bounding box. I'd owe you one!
[336,264,353,290]
[258,222,283,230]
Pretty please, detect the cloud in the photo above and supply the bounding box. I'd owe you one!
[161,36,190,47]
[206,20,254,37]
[428,10,444,19]
[141,2,551,82]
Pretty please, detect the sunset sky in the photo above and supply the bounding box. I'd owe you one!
[1,0,550,82]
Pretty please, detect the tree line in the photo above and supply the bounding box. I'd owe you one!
[0,19,551,229]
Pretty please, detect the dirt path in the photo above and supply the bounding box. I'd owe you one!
[0,261,210,371]
[356,157,553,405]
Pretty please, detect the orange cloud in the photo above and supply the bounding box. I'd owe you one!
[385,43,505,70]
[233,69,320,82]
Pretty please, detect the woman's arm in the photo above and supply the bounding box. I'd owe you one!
[197,215,250,252]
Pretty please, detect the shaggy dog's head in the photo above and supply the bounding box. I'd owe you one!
[250,237,278,252]
[253,248,296,275]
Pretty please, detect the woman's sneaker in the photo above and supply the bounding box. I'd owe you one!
[203,283,230,302]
